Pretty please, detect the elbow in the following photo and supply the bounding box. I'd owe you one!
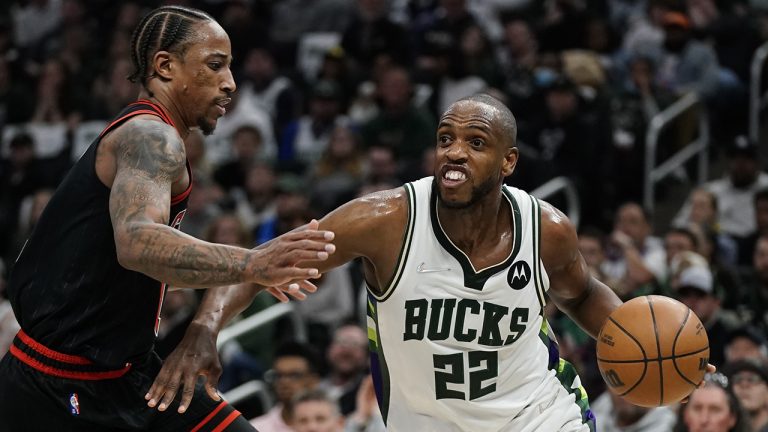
[114,225,142,271]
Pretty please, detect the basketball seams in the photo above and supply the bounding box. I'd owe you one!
[604,317,649,397]
[672,307,702,387]
[647,297,664,406]
[597,346,710,363]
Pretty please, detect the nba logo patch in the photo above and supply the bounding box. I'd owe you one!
[69,393,80,416]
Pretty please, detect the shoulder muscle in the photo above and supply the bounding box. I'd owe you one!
[111,118,185,183]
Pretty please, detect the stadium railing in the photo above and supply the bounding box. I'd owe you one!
[531,176,581,229]
[643,92,709,213]
[216,302,307,350]
[750,40,768,165]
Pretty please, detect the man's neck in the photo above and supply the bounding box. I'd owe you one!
[437,190,508,256]
[139,90,190,139]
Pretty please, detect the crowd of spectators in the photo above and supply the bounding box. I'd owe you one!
[3,0,768,431]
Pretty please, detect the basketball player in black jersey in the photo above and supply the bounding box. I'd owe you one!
[0,6,334,431]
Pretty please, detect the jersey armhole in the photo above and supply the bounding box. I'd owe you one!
[530,195,548,314]
[368,182,416,302]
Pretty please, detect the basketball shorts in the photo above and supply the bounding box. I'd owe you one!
[0,329,255,431]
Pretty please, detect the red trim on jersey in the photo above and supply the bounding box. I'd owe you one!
[190,401,228,432]
[136,99,176,128]
[170,175,193,205]
[211,411,242,432]
[17,329,93,365]
[9,345,131,380]
[98,110,166,139]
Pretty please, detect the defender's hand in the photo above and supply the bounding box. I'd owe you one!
[145,322,222,413]
[266,279,319,303]
[247,220,335,287]
[681,363,717,404]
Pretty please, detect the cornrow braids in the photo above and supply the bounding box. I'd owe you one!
[127,6,213,86]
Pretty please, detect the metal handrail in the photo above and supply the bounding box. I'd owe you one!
[643,93,709,213]
[531,176,581,228]
[222,379,273,409]
[749,41,768,142]
[216,302,306,350]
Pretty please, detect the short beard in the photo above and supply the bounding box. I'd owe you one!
[434,176,498,210]
[198,117,215,136]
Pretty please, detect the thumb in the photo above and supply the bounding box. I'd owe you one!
[307,219,319,230]
[204,377,221,401]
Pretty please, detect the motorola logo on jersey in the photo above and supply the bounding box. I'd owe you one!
[507,261,531,290]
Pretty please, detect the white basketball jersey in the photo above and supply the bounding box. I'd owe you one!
[366,177,595,432]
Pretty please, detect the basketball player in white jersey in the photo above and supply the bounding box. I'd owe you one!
[149,94,649,430]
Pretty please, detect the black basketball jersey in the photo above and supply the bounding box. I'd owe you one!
[7,100,192,368]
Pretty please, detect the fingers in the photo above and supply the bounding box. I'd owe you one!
[266,287,290,303]
[177,373,198,414]
[157,369,183,411]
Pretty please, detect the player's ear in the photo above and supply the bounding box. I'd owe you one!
[151,51,175,81]
[502,147,518,177]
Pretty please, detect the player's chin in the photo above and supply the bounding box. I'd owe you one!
[437,188,472,209]
[197,116,218,136]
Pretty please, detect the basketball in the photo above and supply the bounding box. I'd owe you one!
[596,295,709,407]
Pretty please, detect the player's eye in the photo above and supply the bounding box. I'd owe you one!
[438,135,452,145]
[208,62,222,71]
[470,138,485,148]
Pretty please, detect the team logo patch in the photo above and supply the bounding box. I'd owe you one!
[69,393,80,416]
[507,261,531,290]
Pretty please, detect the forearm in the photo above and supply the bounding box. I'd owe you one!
[560,277,623,339]
[116,222,257,288]
[191,283,263,333]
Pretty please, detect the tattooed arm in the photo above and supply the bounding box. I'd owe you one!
[108,119,334,288]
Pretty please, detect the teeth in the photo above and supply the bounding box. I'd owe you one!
[445,170,466,181]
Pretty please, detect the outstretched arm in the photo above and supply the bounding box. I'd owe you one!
[539,201,622,339]
[108,119,333,288]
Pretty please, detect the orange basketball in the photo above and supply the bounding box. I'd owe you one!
[596,295,710,407]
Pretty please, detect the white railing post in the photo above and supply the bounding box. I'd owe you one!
[531,176,581,228]
[216,302,306,350]
[643,93,708,214]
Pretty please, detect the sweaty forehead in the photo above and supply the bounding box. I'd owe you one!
[440,100,500,127]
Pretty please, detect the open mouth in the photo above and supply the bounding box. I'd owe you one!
[214,98,231,116]
[440,165,469,187]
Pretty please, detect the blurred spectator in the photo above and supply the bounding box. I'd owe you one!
[362,66,436,162]
[590,390,676,432]
[254,174,312,245]
[671,256,734,368]
[268,0,353,66]
[364,145,400,185]
[319,322,368,415]
[433,25,494,113]
[309,125,366,215]
[11,0,62,50]
[536,0,590,52]
[578,227,618,287]
[674,188,739,267]
[31,58,79,123]
[213,124,267,192]
[496,15,540,123]
[232,162,278,233]
[725,360,768,432]
[294,265,355,352]
[607,53,675,206]
[602,203,666,298]
[252,341,322,432]
[341,0,411,73]
[675,373,750,432]
[0,56,34,126]
[292,389,345,432]
[279,80,349,170]
[88,58,140,120]
[734,234,768,336]
[675,136,768,245]
[178,173,221,240]
[415,0,479,67]
[656,11,721,99]
[725,326,768,364]
[205,90,277,167]
[344,375,386,432]
[739,189,768,266]
[518,76,606,225]
[239,46,300,137]
[183,131,211,176]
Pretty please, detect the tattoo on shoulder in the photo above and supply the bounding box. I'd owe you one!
[113,119,185,183]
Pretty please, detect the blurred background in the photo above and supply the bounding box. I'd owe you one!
[2,0,768,431]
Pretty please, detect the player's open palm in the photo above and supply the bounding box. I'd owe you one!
[145,322,222,414]
[247,219,335,287]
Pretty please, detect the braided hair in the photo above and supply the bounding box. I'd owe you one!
[128,6,213,87]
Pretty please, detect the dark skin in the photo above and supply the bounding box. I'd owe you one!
[151,99,713,412]
[94,20,336,413]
